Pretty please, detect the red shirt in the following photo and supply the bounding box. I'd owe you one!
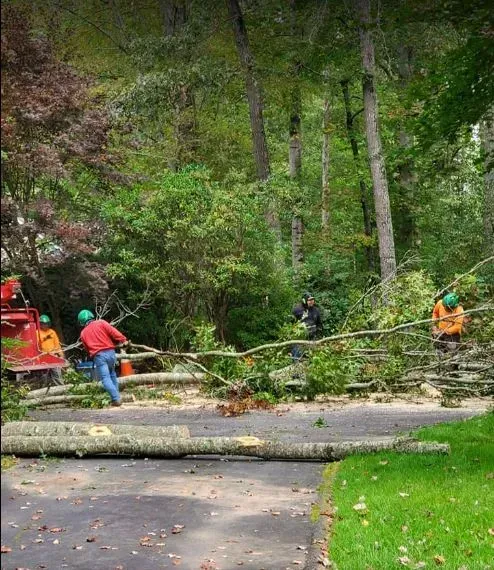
[80,320,127,358]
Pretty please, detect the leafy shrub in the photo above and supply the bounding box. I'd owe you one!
[1,338,29,423]
[305,346,363,398]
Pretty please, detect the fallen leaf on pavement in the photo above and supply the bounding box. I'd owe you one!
[1,545,12,553]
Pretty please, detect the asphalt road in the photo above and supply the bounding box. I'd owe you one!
[1,399,488,570]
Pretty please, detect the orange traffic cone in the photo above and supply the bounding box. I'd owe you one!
[119,351,134,377]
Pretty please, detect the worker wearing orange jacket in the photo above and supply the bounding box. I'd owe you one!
[37,314,64,383]
[431,293,464,353]
[37,314,64,357]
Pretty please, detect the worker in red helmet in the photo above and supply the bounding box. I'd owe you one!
[38,314,64,383]
[78,309,129,407]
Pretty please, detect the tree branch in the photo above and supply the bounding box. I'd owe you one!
[128,306,492,360]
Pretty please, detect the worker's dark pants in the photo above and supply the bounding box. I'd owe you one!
[93,349,120,402]
[433,332,461,354]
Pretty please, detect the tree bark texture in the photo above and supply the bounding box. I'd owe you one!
[341,79,374,270]
[289,0,304,269]
[157,0,196,169]
[396,42,416,248]
[227,0,279,234]
[481,106,494,256]
[1,421,190,439]
[0,435,449,461]
[228,0,270,182]
[25,373,205,400]
[158,0,188,36]
[290,84,304,271]
[291,216,304,270]
[357,0,396,281]
[321,97,331,236]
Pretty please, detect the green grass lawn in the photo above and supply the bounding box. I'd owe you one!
[327,412,494,570]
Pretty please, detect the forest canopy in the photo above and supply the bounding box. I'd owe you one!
[1,0,493,353]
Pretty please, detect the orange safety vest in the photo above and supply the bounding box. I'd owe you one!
[432,301,464,336]
[37,328,62,353]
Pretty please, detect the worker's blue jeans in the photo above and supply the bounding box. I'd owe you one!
[93,349,120,402]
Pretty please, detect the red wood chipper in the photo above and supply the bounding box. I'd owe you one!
[1,279,67,381]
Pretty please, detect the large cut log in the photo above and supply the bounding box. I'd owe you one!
[0,435,449,461]
[25,373,205,400]
[20,393,134,408]
[1,421,190,439]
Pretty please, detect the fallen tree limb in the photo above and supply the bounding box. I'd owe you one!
[115,352,161,361]
[1,421,190,439]
[0,435,449,461]
[128,306,492,360]
[407,373,492,384]
[435,256,494,299]
[25,373,205,400]
[19,393,134,408]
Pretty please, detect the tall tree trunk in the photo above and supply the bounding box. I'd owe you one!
[227,0,280,235]
[341,79,374,271]
[290,0,303,271]
[158,0,196,169]
[357,0,396,282]
[321,97,331,237]
[480,106,494,256]
[396,42,416,248]
[158,0,187,36]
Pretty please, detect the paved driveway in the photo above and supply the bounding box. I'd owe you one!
[1,399,488,570]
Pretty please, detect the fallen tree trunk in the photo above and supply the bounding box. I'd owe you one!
[0,435,449,461]
[1,421,190,439]
[25,373,205,400]
[20,393,134,408]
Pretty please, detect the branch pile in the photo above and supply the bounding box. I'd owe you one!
[399,344,494,397]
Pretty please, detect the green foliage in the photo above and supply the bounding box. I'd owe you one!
[101,167,289,346]
[251,391,279,405]
[1,378,28,424]
[191,323,250,386]
[129,388,182,404]
[1,338,28,424]
[349,270,436,332]
[2,0,491,370]
[306,346,362,398]
[313,416,329,428]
